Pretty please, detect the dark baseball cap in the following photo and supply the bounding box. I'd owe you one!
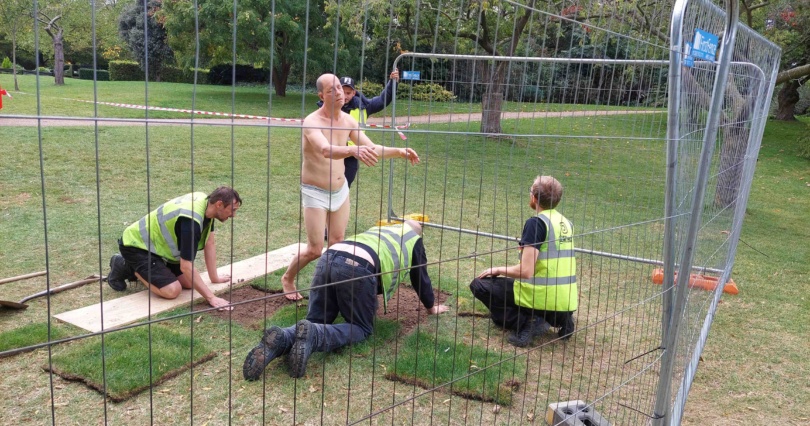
[340,76,356,90]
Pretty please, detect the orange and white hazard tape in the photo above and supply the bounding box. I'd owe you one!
[71,98,409,139]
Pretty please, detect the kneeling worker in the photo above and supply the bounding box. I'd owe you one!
[470,175,577,347]
[106,186,242,310]
[243,219,449,380]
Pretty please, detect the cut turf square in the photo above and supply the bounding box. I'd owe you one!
[384,331,525,406]
[44,324,216,402]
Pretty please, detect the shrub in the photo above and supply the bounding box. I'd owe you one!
[1,57,11,69]
[109,60,144,81]
[79,68,110,81]
[37,67,51,74]
[207,63,269,85]
[356,79,384,98]
[161,66,208,84]
[398,82,456,102]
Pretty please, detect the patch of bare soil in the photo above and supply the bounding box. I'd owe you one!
[202,285,449,335]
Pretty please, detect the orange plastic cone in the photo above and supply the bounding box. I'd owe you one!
[651,268,738,295]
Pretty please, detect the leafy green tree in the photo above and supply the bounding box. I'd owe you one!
[0,0,30,90]
[159,0,343,96]
[119,0,174,81]
[759,1,810,121]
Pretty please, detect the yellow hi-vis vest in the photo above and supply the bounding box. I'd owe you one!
[346,108,368,147]
[514,209,578,312]
[345,222,420,312]
[121,192,213,263]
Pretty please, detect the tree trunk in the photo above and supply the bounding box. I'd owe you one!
[714,99,755,209]
[479,62,507,134]
[12,33,19,91]
[774,80,800,121]
[481,90,504,134]
[52,30,65,85]
[272,62,291,97]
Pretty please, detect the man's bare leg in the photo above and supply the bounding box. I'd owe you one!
[281,207,328,301]
[326,195,351,247]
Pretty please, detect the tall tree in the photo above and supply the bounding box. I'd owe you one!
[763,2,810,121]
[36,11,65,84]
[119,0,175,81]
[0,0,30,91]
[159,0,340,96]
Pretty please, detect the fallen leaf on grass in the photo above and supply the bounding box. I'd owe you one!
[195,316,203,323]
[492,405,501,414]
[279,406,288,413]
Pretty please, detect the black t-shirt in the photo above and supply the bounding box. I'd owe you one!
[175,217,213,261]
[519,216,548,249]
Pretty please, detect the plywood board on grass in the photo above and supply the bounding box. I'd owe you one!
[54,243,305,332]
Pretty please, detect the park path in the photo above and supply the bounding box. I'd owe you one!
[0,109,661,128]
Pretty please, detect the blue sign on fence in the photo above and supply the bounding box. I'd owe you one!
[691,29,719,62]
[402,71,421,81]
[683,42,695,68]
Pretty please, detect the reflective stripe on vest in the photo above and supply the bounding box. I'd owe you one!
[514,210,578,311]
[122,193,211,262]
[345,223,420,312]
[347,108,368,146]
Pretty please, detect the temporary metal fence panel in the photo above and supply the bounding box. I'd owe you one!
[0,0,779,424]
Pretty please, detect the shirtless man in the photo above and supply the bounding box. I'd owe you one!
[281,73,420,300]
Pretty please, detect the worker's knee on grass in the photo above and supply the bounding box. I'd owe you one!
[157,282,182,299]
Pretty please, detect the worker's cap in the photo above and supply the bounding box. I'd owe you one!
[340,77,356,90]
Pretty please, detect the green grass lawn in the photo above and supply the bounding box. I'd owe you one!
[1,73,660,120]
[0,76,807,424]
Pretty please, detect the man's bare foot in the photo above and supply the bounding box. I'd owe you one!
[208,296,233,311]
[281,275,303,301]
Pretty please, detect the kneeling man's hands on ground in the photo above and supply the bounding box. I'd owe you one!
[209,273,231,284]
[207,295,233,311]
[428,304,450,315]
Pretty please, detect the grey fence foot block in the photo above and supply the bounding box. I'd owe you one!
[546,400,611,426]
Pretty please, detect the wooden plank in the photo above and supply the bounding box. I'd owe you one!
[54,243,305,332]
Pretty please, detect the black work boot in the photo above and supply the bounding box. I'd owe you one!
[243,326,292,381]
[107,254,133,291]
[558,315,576,340]
[508,320,537,348]
[288,320,317,378]
[508,317,551,347]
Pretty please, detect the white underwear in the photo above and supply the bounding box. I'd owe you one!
[301,181,349,212]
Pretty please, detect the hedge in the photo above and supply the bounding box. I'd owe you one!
[78,68,110,81]
[399,82,456,102]
[208,63,269,85]
[161,66,209,84]
[109,61,144,81]
[356,79,384,98]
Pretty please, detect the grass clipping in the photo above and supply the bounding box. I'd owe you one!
[385,331,524,406]
[44,324,216,402]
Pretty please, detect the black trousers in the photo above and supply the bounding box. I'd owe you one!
[344,157,359,188]
[469,277,575,338]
